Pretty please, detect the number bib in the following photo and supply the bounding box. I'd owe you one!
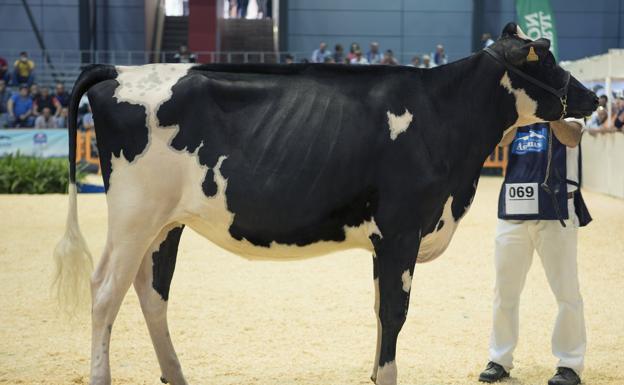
[504,182,538,215]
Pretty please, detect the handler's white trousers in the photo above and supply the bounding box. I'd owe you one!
[489,199,586,376]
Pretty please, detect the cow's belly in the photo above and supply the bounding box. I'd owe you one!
[417,196,460,263]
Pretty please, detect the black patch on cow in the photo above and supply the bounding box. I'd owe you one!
[88,79,149,191]
[436,220,444,232]
[152,226,184,301]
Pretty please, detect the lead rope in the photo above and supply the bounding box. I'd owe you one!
[540,125,567,227]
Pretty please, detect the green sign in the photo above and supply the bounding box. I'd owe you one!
[516,0,558,60]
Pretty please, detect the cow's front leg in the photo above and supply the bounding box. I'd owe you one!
[370,234,419,385]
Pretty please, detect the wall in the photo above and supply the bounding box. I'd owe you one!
[286,0,473,64]
[0,0,145,53]
[581,134,624,199]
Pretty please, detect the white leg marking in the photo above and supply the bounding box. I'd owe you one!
[371,277,382,381]
[401,269,412,293]
[387,109,413,140]
[376,361,398,385]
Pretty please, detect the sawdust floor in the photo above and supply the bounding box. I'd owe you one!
[1,177,623,385]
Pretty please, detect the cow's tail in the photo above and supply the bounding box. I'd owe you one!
[52,64,117,316]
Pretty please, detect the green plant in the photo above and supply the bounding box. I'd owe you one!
[0,154,86,194]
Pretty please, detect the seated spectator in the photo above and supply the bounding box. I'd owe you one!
[173,45,197,63]
[30,83,39,100]
[482,33,495,48]
[408,55,421,67]
[82,105,95,131]
[34,86,60,116]
[367,42,383,64]
[55,107,69,128]
[34,107,58,129]
[333,44,345,64]
[7,85,35,127]
[433,44,447,66]
[0,56,9,83]
[323,56,336,64]
[350,50,369,65]
[420,54,435,68]
[54,82,70,108]
[283,54,294,64]
[380,50,399,65]
[13,51,35,86]
[347,42,361,62]
[586,107,612,134]
[598,94,608,109]
[311,42,332,63]
[0,79,11,127]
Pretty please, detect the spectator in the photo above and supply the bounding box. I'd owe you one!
[311,42,332,63]
[333,44,345,64]
[347,43,361,62]
[256,0,268,18]
[30,83,39,100]
[237,0,249,18]
[598,94,608,109]
[54,82,70,108]
[0,56,9,83]
[367,42,383,64]
[350,50,369,65]
[323,56,336,64]
[482,33,495,48]
[0,79,11,127]
[34,107,58,129]
[380,49,399,65]
[34,86,60,116]
[12,51,35,86]
[433,44,447,66]
[82,105,95,131]
[420,54,435,68]
[283,54,294,64]
[614,98,624,131]
[55,107,69,128]
[7,85,35,127]
[408,55,421,67]
[173,45,197,63]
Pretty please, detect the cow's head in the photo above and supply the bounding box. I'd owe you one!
[487,22,598,125]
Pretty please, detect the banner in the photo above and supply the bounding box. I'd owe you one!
[515,0,558,60]
[0,129,68,158]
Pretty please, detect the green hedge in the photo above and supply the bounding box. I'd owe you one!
[0,154,85,194]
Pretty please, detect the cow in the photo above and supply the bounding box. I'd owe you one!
[53,23,597,385]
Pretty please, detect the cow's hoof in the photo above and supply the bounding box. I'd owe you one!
[160,376,168,384]
[370,375,376,383]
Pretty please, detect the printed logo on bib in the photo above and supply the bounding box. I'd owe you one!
[505,183,539,215]
[511,127,547,155]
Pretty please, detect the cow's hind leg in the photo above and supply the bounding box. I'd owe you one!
[133,225,187,385]
[90,221,164,385]
[370,234,419,385]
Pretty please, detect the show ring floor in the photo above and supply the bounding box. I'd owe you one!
[1,177,623,385]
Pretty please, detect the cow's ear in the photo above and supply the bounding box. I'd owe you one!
[505,39,551,65]
[501,22,518,37]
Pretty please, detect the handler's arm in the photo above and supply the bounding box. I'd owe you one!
[551,119,582,148]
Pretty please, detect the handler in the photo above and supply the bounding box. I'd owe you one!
[479,119,591,385]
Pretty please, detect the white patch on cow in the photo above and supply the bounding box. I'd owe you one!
[386,109,413,140]
[500,72,540,128]
[376,361,397,385]
[400,270,412,292]
[417,196,464,263]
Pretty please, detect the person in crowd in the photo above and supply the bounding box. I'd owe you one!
[82,104,95,131]
[283,54,294,64]
[173,45,197,63]
[55,107,69,128]
[613,98,624,132]
[367,42,383,64]
[311,42,332,63]
[482,33,495,48]
[12,51,35,86]
[54,82,70,108]
[433,44,447,66]
[479,119,589,385]
[407,55,421,67]
[350,50,369,65]
[597,94,608,108]
[7,85,35,127]
[256,0,268,18]
[333,44,345,64]
[347,42,361,62]
[33,86,60,116]
[323,56,336,64]
[237,0,249,18]
[0,56,9,83]
[380,49,399,65]
[0,79,11,128]
[586,107,614,134]
[29,83,39,101]
[420,54,435,68]
[34,107,58,129]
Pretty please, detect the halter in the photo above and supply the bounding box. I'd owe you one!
[484,47,570,120]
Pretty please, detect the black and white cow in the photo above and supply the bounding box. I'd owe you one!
[53,24,597,385]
